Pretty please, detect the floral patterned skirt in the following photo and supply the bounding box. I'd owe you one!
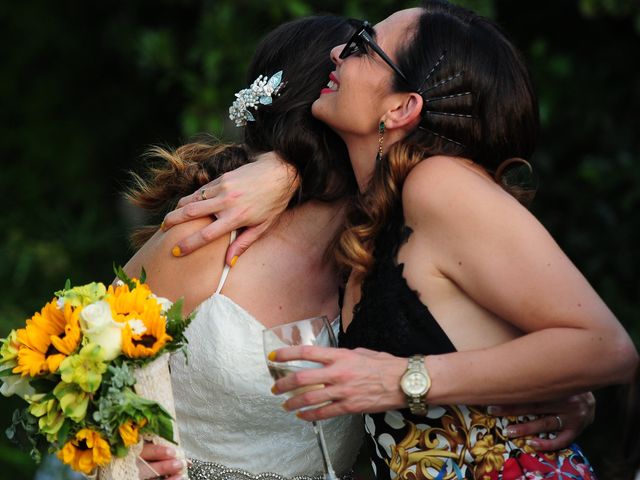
[364,406,596,480]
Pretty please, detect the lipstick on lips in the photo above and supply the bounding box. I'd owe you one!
[320,72,339,95]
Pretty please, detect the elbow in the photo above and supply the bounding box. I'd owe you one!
[606,332,639,385]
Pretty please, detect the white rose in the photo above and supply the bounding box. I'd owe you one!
[1,375,36,399]
[151,294,173,314]
[80,301,124,361]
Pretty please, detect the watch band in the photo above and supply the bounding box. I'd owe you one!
[404,355,429,416]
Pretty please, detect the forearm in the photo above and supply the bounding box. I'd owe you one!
[425,327,637,406]
[272,327,636,420]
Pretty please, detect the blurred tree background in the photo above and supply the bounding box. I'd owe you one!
[0,0,638,478]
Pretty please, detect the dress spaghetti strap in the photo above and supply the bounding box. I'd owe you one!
[215,230,237,295]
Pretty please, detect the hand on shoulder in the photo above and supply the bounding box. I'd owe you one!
[124,218,230,313]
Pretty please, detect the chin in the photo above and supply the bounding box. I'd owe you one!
[311,97,323,120]
[311,97,335,130]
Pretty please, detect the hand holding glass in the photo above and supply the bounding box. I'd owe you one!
[263,316,338,480]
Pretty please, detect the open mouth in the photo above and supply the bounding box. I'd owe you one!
[320,72,339,94]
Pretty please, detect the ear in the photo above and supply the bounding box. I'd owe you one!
[383,92,423,130]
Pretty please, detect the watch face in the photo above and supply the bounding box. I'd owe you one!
[401,372,430,395]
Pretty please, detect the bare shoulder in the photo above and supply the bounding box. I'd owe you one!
[402,155,506,222]
[124,218,230,311]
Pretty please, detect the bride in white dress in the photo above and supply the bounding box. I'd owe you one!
[122,15,362,480]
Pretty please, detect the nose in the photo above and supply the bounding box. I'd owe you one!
[330,44,344,65]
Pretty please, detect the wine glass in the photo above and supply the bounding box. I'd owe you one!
[263,316,338,480]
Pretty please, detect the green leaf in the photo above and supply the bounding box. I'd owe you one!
[113,264,136,290]
[56,419,72,446]
[140,266,147,284]
[156,413,175,444]
[115,443,129,458]
[0,367,15,377]
[164,299,193,355]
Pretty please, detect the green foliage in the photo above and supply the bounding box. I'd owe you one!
[1,0,638,478]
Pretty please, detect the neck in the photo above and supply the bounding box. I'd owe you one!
[343,129,406,192]
[343,134,379,192]
[274,200,347,258]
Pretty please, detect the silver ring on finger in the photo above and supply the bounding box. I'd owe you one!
[554,415,563,431]
[200,188,208,201]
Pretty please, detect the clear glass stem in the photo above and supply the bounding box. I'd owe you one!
[312,420,338,480]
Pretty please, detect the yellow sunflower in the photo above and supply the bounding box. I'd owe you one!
[57,428,112,474]
[120,310,172,358]
[105,282,172,358]
[14,300,82,377]
[118,417,147,447]
[105,281,155,324]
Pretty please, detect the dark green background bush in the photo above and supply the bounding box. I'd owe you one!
[1,0,638,477]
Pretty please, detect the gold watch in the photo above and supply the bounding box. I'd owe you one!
[400,354,430,416]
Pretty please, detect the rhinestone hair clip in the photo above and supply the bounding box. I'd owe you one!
[228,71,285,127]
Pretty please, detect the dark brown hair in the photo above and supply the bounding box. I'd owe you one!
[337,0,540,276]
[127,15,356,247]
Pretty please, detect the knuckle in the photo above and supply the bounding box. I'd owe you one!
[333,370,351,384]
[577,405,588,417]
[299,345,314,357]
[300,391,316,404]
[218,175,231,191]
[183,203,200,219]
[201,227,218,242]
[344,403,360,414]
[289,372,304,388]
[567,395,581,406]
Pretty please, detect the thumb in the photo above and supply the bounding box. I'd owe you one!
[225,223,270,265]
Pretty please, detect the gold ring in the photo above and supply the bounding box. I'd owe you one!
[554,415,563,431]
[200,188,207,201]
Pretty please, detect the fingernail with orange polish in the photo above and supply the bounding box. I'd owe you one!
[268,351,276,361]
[271,385,279,395]
[281,403,289,411]
[295,411,304,419]
[230,256,239,267]
[160,220,166,231]
[171,246,182,257]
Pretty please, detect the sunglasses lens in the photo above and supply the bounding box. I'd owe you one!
[339,40,359,59]
[340,32,371,59]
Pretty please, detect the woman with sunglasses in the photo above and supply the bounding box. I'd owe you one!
[162,2,637,479]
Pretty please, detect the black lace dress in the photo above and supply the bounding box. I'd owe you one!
[339,208,596,480]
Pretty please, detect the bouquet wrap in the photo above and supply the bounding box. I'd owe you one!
[99,353,184,479]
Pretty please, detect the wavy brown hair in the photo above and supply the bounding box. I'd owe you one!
[337,0,539,277]
[126,15,356,249]
[126,140,250,248]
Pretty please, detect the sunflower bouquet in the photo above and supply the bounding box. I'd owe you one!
[0,267,192,477]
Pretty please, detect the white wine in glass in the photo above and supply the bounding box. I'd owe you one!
[263,316,339,480]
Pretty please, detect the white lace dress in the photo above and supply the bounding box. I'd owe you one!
[170,255,362,480]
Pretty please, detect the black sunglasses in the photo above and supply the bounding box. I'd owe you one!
[340,19,414,91]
